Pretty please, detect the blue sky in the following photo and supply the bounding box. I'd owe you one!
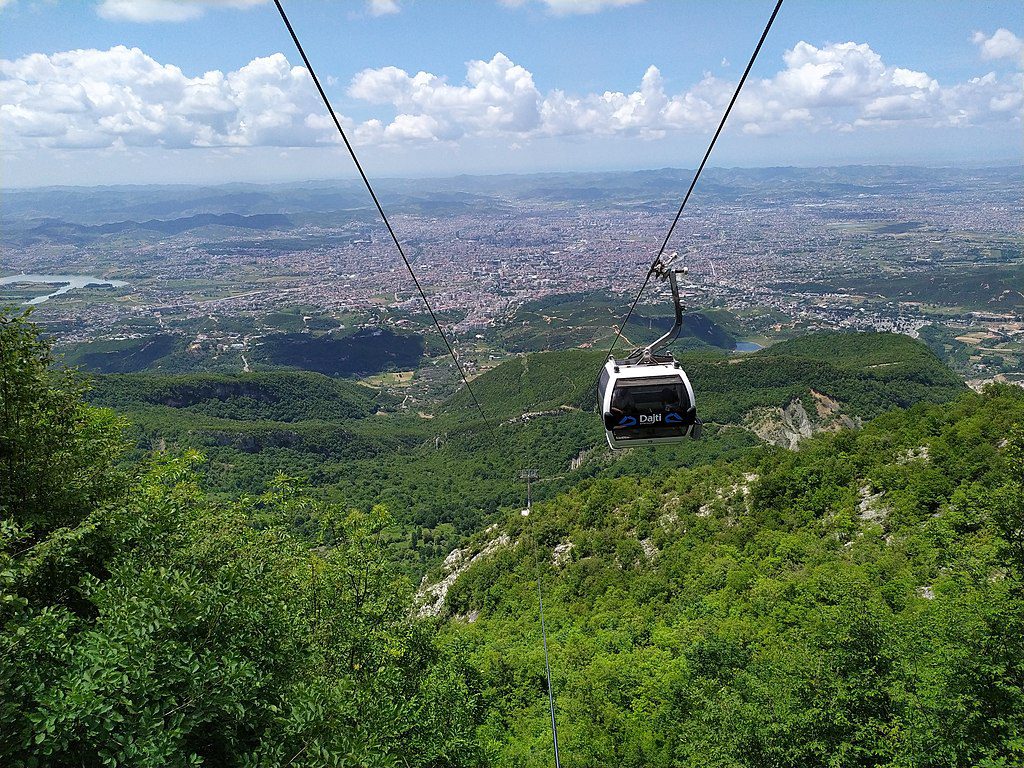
[1,0,1021,186]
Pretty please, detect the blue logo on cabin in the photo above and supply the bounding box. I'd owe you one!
[618,415,637,427]
[665,412,683,424]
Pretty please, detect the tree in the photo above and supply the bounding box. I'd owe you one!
[0,309,483,767]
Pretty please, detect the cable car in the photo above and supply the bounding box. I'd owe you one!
[598,256,702,449]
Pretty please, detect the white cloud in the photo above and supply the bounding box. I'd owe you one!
[972,28,1024,65]
[349,53,541,140]
[0,0,16,10]
[740,40,945,132]
[96,0,267,23]
[3,39,1021,154]
[349,40,1020,142]
[368,0,400,16]
[500,0,643,14]
[0,46,337,149]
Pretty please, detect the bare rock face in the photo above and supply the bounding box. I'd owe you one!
[744,395,859,450]
[811,389,843,419]
[745,399,815,450]
[552,540,574,567]
[897,445,930,464]
[639,538,658,560]
[414,533,510,618]
[698,472,758,520]
[858,484,889,525]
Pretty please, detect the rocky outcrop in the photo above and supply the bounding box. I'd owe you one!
[858,484,889,525]
[552,540,574,567]
[415,533,510,618]
[745,400,815,450]
[699,472,758,519]
[639,538,658,560]
[898,445,930,464]
[744,395,859,450]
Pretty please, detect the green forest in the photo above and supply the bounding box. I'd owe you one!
[81,327,966,571]
[2,306,1023,766]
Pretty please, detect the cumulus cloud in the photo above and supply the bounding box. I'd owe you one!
[501,0,643,13]
[345,40,1021,142]
[96,0,267,23]
[368,0,400,16]
[349,53,540,139]
[2,39,1020,153]
[972,28,1024,65]
[0,46,338,150]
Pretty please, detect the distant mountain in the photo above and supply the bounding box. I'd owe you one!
[4,165,1018,225]
[22,212,291,243]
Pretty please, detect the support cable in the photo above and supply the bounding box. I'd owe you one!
[272,0,495,436]
[606,0,784,359]
[538,577,562,768]
[274,6,784,767]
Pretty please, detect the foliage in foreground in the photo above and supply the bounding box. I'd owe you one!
[0,309,481,767]
[4,303,1023,767]
[446,385,1024,768]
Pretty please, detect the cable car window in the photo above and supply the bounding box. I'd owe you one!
[611,382,689,414]
[605,377,693,433]
[623,384,686,411]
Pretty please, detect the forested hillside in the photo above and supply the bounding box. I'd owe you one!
[84,330,964,572]
[442,384,1024,766]
[449,332,964,423]
[3,307,1021,766]
[0,310,481,766]
[90,370,393,421]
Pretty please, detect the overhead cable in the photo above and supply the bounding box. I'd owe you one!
[272,0,495,436]
[606,0,785,358]
[539,577,562,768]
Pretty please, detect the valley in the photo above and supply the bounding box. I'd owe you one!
[4,167,1022,388]
[2,166,1022,766]
[4,306,1023,766]
[83,331,966,574]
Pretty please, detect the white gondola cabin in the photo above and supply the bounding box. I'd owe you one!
[598,355,700,448]
[598,255,703,449]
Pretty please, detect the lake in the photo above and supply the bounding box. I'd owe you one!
[734,341,764,352]
[0,273,128,305]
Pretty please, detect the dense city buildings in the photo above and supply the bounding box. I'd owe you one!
[2,167,1021,378]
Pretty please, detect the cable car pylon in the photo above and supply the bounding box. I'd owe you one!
[520,469,538,516]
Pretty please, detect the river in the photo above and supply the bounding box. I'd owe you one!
[0,273,128,305]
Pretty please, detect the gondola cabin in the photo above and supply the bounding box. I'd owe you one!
[598,255,703,449]
[598,354,701,449]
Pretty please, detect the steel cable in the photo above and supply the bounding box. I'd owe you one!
[606,0,785,359]
[272,0,495,437]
